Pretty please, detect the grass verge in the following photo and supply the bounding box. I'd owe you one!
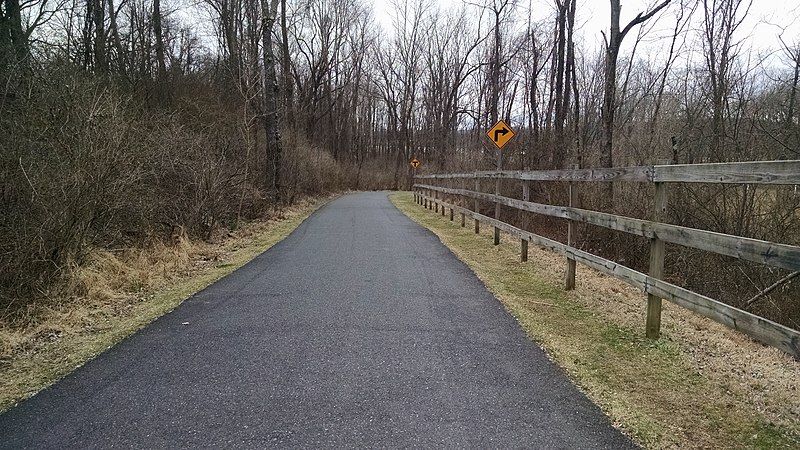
[391,191,799,449]
[0,195,333,412]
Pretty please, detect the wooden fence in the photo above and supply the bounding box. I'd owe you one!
[412,160,800,359]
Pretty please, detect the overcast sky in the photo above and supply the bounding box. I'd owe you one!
[169,0,800,70]
[372,0,800,61]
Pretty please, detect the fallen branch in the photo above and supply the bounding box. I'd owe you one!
[746,271,800,307]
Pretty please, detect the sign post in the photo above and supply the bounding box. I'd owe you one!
[410,158,420,203]
[486,120,515,245]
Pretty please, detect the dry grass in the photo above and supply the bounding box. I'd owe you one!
[0,195,334,412]
[391,192,799,449]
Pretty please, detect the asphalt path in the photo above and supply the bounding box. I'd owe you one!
[0,192,634,449]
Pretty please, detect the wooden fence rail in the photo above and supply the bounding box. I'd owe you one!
[412,160,800,359]
[416,160,800,184]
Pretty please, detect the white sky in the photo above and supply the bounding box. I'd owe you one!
[372,0,800,58]
[164,0,800,71]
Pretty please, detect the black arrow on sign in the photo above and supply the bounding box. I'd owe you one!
[493,127,509,142]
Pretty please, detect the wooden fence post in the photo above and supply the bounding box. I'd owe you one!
[474,177,480,234]
[460,177,466,227]
[646,181,668,339]
[494,176,501,245]
[565,173,577,290]
[435,190,439,213]
[521,181,530,262]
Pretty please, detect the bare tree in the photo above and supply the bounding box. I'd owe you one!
[701,0,751,161]
[779,37,800,129]
[153,0,166,79]
[601,0,671,169]
[261,0,282,201]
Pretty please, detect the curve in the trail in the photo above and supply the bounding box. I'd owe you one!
[0,192,634,449]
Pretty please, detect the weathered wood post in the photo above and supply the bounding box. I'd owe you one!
[646,180,668,339]
[449,206,454,221]
[460,176,466,227]
[521,181,530,262]
[435,190,439,213]
[565,169,577,290]
[494,174,501,245]
[474,176,480,234]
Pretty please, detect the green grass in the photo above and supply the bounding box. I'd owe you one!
[391,191,799,449]
[0,196,331,412]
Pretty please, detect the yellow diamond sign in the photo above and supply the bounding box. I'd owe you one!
[486,120,515,150]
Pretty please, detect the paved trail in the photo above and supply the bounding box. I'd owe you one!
[0,192,633,449]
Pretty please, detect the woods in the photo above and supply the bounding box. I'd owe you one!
[1,0,799,328]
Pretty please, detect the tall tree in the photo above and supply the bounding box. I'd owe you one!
[1,0,26,67]
[601,0,670,169]
[261,0,282,201]
[702,0,751,161]
[106,0,126,76]
[280,0,292,128]
[92,0,107,72]
[781,38,800,130]
[552,0,576,168]
[153,0,166,79]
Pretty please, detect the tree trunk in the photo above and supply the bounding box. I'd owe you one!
[785,48,799,130]
[107,0,126,76]
[603,0,671,169]
[3,0,26,65]
[602,45,618,169]
[280,0,293,128]
[92,0,107,73]
[261,0,282,202]
[153,0,166,79]
[553,0,567,168]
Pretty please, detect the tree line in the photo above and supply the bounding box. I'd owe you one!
[1,0,799,326]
